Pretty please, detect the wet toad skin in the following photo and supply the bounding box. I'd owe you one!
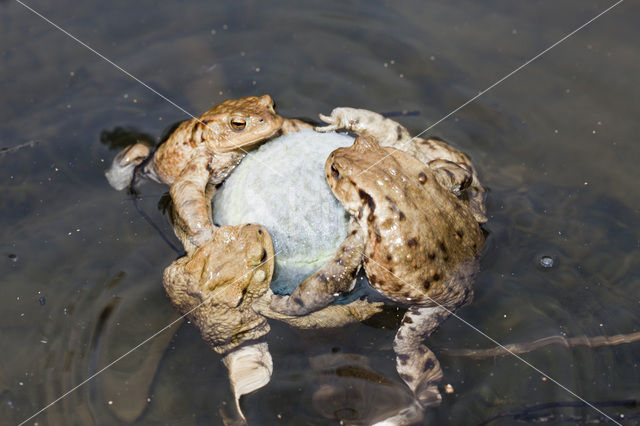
[271,134,485,408]
[316,107,487,223]
[162,223,275,354]
[326,135,484,306]
[327,136,484,408]
[106,95,314,253]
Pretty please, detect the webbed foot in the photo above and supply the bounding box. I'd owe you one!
[105,142,152,190]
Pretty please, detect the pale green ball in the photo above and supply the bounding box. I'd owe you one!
[212,130,353,294]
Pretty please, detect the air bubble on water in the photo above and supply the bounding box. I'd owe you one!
[539,256,554,268]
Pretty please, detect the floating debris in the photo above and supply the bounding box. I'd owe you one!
[0,140,40,157]
[539,256,554,268]
[38,296,46,306]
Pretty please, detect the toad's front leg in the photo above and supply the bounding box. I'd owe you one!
[170,152,243,254]
[316,107,412,145]
[270,219,365,315]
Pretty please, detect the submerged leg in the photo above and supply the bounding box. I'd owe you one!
[394,305,451,407]
[270,219,365,315]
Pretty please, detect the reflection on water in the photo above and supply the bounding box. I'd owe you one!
[1,0,639,424]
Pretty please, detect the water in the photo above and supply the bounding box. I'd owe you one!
[1,0,639,424]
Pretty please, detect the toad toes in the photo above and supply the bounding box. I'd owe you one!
[272,135,484,407]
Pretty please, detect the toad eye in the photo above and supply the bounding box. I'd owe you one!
[230,118,247,131]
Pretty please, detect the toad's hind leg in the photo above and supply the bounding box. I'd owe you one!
[410,138,487,223]
[270,219,365,316]
[394,305,451,407]
[427,159,473,197]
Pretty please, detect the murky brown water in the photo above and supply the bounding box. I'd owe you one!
[1,0,639,424]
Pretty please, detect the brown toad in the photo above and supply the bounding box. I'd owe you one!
[163,218,383,422]
[105,95,312,253]
[272,134,484,407]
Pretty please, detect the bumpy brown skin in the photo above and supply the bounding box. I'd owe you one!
[316,107,487,223]
[150,96,281,184]
[329,136,485,408]
[106,95,314,253]
[163,223,275,354]
[326,136,483,306]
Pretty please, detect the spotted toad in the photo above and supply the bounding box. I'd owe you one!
[272,134,485,407]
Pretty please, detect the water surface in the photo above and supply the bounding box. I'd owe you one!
[1,0,639,424]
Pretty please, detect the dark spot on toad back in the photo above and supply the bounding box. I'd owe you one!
[407,238,418,248]
[424,359,435,371]
[396,125,403,140]
[418,172,427,184]
[428,252,436,260]
[358,189,376,213]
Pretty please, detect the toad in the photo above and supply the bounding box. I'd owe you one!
[105,95,312,253]
[163,220,383,422]
[271,131,485,407]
